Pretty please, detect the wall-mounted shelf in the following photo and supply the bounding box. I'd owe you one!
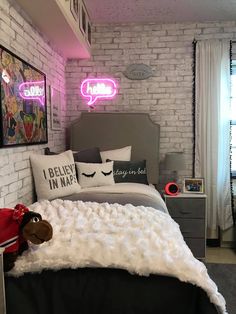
[14,0,91,59]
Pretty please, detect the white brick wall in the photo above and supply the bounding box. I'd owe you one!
[65,20,236,188]
[1,0,236,205]
[0,0,67,207]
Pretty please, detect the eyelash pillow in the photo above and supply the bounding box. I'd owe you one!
[76,161,115,188]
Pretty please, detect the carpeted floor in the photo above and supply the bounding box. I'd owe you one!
[206,263,236,314]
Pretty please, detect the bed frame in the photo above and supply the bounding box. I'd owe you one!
[69,112,160,184]
[2,112,220,314]
[0,250,6,314]
[0,113,160,314]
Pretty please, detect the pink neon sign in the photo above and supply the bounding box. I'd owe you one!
[19,81,45,105]
[80,78,117,106]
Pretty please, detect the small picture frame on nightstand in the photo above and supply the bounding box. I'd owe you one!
[183,178,204,194]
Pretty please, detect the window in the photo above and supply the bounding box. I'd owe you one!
[231,62,236,177]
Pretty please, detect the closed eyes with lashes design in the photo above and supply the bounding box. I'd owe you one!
[82,172,96,178]
[82,170,113,178]
[77,162,115,188]
[101,170,112,176]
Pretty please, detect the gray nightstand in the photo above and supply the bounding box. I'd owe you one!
[164,193,207,259]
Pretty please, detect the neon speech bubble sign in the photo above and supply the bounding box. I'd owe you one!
[80,78,117,106]
[19,81,45,105]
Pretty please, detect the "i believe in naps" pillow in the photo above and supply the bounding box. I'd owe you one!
[30,150,81,200]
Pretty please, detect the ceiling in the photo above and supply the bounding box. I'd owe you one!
[85,0,236,24]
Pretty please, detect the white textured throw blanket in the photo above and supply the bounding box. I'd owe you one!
[10,199,226,314]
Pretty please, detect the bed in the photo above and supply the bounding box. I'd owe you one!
[2,112,227,314]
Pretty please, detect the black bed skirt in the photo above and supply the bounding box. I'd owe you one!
[5,267,218,314]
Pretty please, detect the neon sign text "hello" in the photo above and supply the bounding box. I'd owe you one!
[19,81,45,105]
[80,78,117,106]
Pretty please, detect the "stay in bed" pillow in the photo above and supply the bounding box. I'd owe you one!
[30,150,81,200]
[111,160,149,184]
[76,161,115,188]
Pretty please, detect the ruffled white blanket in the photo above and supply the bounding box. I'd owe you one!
[10,199,226,314]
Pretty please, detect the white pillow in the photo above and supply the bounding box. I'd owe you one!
[100,146,131,163]
[76,161,115,188]
[30,150,81,200]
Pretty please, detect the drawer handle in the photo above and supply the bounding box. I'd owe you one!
[180,210,192,215]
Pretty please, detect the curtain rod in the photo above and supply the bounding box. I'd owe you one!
[193,39,236,43]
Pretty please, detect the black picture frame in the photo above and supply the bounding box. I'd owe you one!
[50,86,62,131]
[0,44,48,148]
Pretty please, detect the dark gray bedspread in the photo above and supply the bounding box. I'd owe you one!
[5,267,218,314]
[58,192,167,212]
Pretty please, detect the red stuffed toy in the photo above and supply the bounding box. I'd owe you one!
[0,204,53,271]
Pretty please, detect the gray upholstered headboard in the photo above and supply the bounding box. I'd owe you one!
[69,112,160,184]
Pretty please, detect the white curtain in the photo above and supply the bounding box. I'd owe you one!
[195,39,233,238]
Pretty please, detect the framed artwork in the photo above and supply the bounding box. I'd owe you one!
[183,178,204,194]
[70,0,79,21]
[50,87,62,130]
[0,44,47,148]
[80,1,87,35]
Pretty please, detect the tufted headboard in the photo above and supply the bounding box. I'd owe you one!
[69,112,160,184]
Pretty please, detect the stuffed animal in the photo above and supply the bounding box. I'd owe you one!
[0,204,53,272]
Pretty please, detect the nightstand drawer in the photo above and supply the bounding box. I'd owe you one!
[175,218,205,238]
[184,238,205,258]
[164,193,206,259]
[166,198,205,218]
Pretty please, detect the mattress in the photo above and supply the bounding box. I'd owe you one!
[58,183,168,212]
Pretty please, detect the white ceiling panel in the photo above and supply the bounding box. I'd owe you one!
[85,0,236,24]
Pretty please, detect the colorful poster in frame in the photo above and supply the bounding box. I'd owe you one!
[0,45,48,147]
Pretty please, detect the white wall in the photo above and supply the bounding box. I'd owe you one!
[1,0,236,210]
[0,0,67,207]
[65,20,236,188]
